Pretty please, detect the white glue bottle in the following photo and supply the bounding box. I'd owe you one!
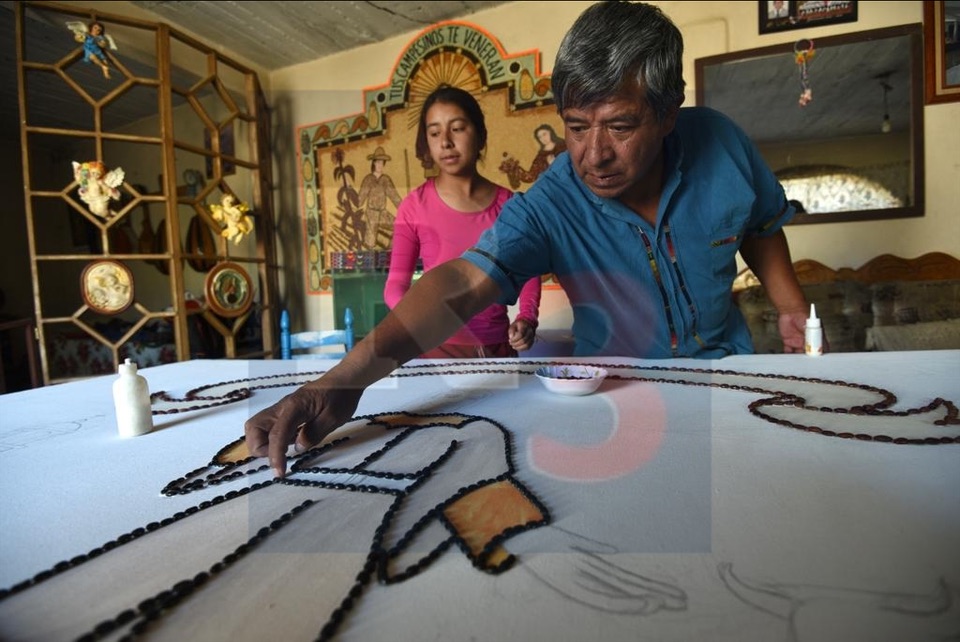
[804,303,823,357]
[113,358,154,437]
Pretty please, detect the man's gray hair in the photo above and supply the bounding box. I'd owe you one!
[552,1,686,122]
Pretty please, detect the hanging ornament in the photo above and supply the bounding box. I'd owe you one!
[66,20,118,80]
[794,39,815,107]
[72,160,125,219]
[208,194,254,245]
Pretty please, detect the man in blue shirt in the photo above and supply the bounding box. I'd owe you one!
[465,106,795,358]
[247,1,813,477]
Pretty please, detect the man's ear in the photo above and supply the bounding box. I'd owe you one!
[660,103,681,136]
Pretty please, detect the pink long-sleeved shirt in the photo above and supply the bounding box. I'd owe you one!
[384,180,540,345]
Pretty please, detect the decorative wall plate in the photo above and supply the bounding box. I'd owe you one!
[204,261,253,318]
[81,259,134,315]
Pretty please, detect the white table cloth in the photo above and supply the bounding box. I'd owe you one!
[1,351,958,641]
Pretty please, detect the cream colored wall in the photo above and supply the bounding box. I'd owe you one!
[269,0,958,333]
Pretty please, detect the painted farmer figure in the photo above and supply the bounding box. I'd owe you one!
[357,147,402,249]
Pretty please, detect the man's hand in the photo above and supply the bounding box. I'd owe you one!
[244,372,364,478]
[508,318,536,352]
[778,310,829,354]
[778,310,807,354]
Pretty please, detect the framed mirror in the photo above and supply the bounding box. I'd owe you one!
[695,24,924,225]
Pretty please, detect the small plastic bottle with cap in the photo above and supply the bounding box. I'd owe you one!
[804,303,823,357]
[113,358,154,437]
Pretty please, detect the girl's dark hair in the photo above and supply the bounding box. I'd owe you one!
[414,85,487,163]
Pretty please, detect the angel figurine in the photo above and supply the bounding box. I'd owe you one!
[209,195,254,245]
[73,160,125,219]
[66,20,117,79]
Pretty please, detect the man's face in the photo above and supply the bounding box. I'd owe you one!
[562,81,677,205]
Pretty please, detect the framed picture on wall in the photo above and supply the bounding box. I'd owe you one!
[759,1,858,35]
[923,1,960,104]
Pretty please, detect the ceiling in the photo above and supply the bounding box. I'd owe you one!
[0,1,512,139]
[125,1,514,72]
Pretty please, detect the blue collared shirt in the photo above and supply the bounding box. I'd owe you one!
[463,107,794,358]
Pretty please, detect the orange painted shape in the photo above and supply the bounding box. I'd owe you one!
[443,479,544,566]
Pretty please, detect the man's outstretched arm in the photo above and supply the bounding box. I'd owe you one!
[244,258,501,477]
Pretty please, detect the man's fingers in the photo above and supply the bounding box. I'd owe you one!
[267,405,310,478]
[244,405,281,458]
[296,417,328,452]
[243,382,363,478]
[297,388,362,449]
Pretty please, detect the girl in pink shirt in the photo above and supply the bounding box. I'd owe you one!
[384,86,541,358]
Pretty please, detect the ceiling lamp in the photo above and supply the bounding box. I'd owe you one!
[878,73,893,134]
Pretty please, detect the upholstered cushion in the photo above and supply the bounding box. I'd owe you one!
[871,280,960,326]
[865,319,960,351]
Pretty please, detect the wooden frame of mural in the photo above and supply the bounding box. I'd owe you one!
[297,21,561,294]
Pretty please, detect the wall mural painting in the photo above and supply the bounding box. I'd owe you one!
[297,21,562,294]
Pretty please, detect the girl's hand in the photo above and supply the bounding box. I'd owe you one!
[508,319,536,352]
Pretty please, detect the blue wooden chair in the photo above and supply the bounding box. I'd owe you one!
[280,308,354,359]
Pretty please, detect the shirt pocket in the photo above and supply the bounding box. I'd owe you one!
[705,223,745,282]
